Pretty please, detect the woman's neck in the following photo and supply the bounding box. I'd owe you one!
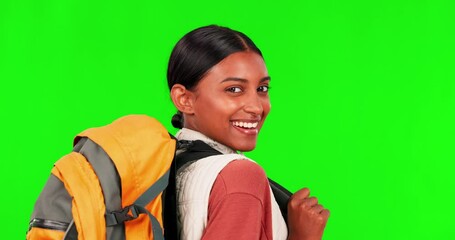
[175,128,239,155]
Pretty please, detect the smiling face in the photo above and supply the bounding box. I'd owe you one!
[182,51,271,151]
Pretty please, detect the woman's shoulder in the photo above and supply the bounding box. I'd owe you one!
[214,159,269,196]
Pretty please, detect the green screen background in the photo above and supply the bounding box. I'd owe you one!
[1,0,454,239]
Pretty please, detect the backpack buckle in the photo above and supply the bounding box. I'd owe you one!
[106,205,139,226]
[177,140,193,150]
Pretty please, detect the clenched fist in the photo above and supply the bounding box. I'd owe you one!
[287,188,330,240]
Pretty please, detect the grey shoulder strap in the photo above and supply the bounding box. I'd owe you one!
[104,170,170,240]
[70,137,170,240]
[74,137,124,239]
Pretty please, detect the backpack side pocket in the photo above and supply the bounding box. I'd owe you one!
[27,173,72,240]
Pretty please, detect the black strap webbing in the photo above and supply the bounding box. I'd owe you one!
[269,178,292,223]
[63,220,77,240]
[175,140,222,170]
[163,139,293,239]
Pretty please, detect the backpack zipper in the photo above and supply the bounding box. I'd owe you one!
[29,218,69,231]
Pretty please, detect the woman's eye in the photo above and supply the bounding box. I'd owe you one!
[226,87,242,93]
[258,86,269,92]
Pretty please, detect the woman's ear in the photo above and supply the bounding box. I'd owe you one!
[170,84,195,114]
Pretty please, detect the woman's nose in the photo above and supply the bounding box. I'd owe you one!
[243,93,263,115]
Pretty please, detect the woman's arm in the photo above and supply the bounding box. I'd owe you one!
[202,160,273,240]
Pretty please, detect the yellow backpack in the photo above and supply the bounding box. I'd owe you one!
[27,115,176,240]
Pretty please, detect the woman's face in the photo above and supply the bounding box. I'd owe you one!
[185,51,271,152]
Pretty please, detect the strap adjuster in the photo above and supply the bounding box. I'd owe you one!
[106,205,139,226]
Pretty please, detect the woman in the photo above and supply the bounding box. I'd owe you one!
[167,25,330,240]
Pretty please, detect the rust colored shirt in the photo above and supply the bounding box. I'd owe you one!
[201,160,273,240]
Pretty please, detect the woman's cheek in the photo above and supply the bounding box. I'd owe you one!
[262,98,271,115]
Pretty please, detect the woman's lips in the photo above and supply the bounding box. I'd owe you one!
[231,121,260,135]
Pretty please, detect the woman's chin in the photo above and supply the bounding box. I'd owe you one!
[232,142,257,152]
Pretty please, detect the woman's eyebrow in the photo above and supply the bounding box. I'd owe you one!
[221,76,271,83]
[261,76,271,82]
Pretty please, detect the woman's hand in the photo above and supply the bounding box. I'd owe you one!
[287,188,330,240]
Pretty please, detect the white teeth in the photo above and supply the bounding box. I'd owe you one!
[232,121,259,129]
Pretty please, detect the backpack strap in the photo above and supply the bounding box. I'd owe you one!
[163,140,215,240]
[175,140,223,170]
[163,136,179,240]
[134,183,168,240]
[179,140,292,208]
[76,136,169,240]
[268,178,292,223]
[165,140,292,236]
[73,137,125,240]
[104,170,170,240]
[62,220,77,240]
[52,151,107,240]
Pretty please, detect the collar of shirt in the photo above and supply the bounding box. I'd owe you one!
[175,128,240,155]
